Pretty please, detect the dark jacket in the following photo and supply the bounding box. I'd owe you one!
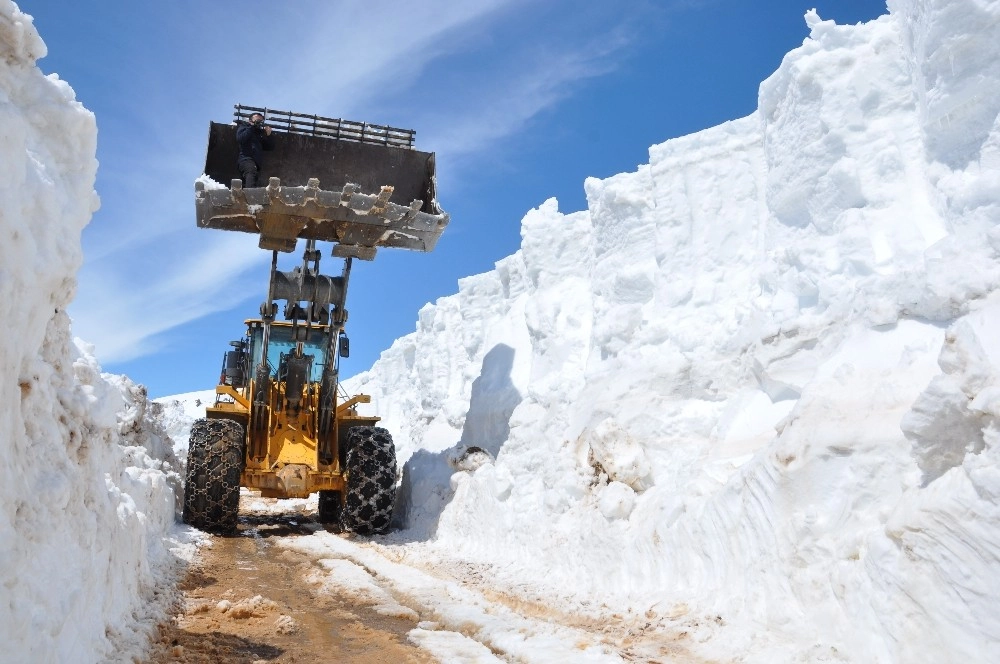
[236,120,274,166]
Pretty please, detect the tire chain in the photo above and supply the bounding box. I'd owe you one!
[344,426,397,534]
[182,418,246,534]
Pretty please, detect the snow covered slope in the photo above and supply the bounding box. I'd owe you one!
[0,3,185,662]
[348,1,1000,661]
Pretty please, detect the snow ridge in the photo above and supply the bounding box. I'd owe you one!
[349,1,1000,660]
[0,4,185,662]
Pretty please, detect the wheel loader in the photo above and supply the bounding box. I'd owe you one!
[182,105,448,535]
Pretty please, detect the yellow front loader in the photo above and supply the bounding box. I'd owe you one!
[181,105,448,534]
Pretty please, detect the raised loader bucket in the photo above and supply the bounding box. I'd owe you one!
[195,105,449,257]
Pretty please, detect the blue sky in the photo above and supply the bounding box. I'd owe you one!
[25,0,886,398]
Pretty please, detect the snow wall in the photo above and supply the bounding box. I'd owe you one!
[349,1,1000,661]
[0,4,183,662]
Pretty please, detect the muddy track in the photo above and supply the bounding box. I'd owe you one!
[146,507,434,663]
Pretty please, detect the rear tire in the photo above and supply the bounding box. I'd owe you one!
[343,426,397,535]
[182,418,246,534]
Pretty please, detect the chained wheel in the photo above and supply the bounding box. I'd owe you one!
[182,418,246,534]
[343,426,397,535]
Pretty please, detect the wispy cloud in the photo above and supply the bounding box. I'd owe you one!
[72,232,269,362]
[421,28,636,160]
[191,0,528,119]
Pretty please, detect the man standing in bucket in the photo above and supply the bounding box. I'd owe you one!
[236,112,274,188]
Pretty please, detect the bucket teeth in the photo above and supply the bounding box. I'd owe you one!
[369,185,394,217]
[195,178,449,258]
[341,183,356,203]
[402,199,421,222]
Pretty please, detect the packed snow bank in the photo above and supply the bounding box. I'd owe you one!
[0,3,187,662]
[346,1,1000,661]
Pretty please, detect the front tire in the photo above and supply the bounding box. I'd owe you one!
[182,418,246,534]
[343,426,397,535]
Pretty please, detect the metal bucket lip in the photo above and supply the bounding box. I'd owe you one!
[195,177,449,256]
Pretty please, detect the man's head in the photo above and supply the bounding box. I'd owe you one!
[250,113,265,126]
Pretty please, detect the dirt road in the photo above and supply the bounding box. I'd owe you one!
[145,495,706,663]
[147,507,434,664]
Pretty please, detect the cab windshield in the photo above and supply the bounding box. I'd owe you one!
[251,324,328,382]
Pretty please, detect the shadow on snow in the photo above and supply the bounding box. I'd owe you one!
[390,343,522,543]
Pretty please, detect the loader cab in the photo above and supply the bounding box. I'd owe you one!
[246,320,330,381]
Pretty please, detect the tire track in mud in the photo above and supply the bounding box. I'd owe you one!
[147,506,434,664]
[339,548,711,664]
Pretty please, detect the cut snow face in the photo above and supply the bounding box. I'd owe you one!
[0,4,188,663]
[340,1,1000,661]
